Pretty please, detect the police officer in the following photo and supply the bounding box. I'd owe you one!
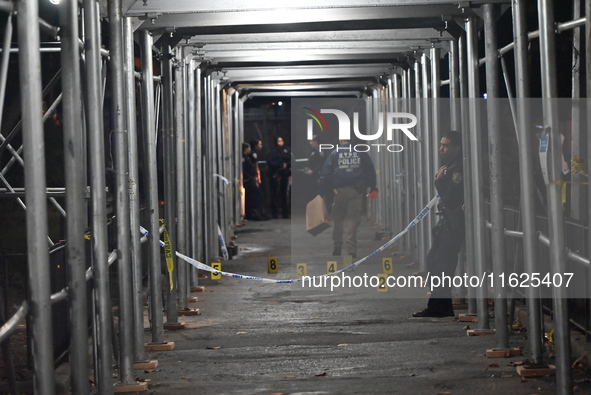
[413,130,465,317]
[319,139,378,258]
[267,136,292,219]
[242,142,264,221]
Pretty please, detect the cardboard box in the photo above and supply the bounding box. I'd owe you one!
[306,195,331,236]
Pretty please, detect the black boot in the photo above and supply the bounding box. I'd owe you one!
[332,245,342,256]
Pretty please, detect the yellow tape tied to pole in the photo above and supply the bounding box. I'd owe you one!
[548,180,589,209]
[160,219,174,290]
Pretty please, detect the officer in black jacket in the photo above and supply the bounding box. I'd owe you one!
[319,139,378,258]
[267,136,292,218]
[413,130,465,318]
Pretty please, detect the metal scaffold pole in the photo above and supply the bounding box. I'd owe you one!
[449,39,460,130]
[232,90,241,229]
[193,65,204,284]
[392,73,403,236]
[402,70,423,258]
[0,11,12,128]
[108,0,135,384]
[465,16,490,329]
[449,38,467,302]
[17,0,55,392]
[537,0,573,392]
[400,70,413,254]
[175,50,189,311]
[213,83,222,258]
[58,0,90,392]
[413,61,423,262]
[186,59,199,286]
[160,39,179,326]
[140,30,164,344]
[586,0,591,367]
[123,17,145,363]
[83,0,114,392]
[483,3,509,349]
[430,46,441,182]
[203,75,213,268]
[511,0,544,364]
[458,31,477,314]
[421,53,433,265]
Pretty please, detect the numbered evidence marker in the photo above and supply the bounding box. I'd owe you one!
[382,257,393,274]
[296,263,307,279]
[268,257,278,273]
[211,262,222,280]
[327,261,338,274]
[377,273,388,292]
[343,255,353,271]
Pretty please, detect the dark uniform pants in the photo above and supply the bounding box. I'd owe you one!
[270,172,291,218]
[426,219,464,313]
[332,186,363,254]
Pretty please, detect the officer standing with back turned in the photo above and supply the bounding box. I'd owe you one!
[319,139,378,259]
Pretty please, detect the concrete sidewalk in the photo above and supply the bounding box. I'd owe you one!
[139,215,586,395]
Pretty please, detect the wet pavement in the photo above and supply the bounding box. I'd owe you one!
[139,214,576,395]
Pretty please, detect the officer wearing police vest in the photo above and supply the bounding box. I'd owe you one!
[413,130,465,318]
[319,139,378,258]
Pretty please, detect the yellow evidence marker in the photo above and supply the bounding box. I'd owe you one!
[343,255,353,271]
[268,257,278,273]
[327,261,337,274]
[211,262,222,280]
[377,274,388,292]
[382,257,393,274]
[296,263,307,279]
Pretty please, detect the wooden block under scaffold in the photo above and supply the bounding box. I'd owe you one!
[114,381,148,393]
[144,342,175,352]
[486,348,523,358]
[164,322,186,331]
[516,364,556,377]
[133,360,159,370]
[467,329,496,336]
[191,286,206,293]
[458,313,478,322]
[178,309,200,316]
[187,297,198,303]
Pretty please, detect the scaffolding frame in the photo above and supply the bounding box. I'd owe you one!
[0,1,589,395]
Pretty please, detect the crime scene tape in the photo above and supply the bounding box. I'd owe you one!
[217,224,230,260]
[214,174,232,185]
[169,194,439,284]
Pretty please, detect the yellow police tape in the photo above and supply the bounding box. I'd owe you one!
[571,155,586,176]
[160,219,175,290]
[548,180,589,209]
